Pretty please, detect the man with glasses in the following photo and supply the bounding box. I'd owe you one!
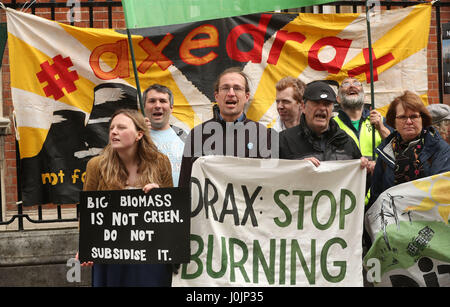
[333,77,391,162]
[178,67,276,188]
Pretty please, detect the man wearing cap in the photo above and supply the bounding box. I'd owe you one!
[333,77,391,160]
[279,80,370,170]
[427,103,450,144]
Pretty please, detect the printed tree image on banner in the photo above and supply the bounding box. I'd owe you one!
[364,172,450,287]
[6,4,431,205]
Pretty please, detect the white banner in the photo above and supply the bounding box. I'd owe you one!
[173,156,366,286]
[364,171,450,287]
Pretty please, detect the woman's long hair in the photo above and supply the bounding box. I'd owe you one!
[98,109,162,189]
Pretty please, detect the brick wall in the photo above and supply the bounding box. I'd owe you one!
[0,0,126,211]
[0,1,448,211]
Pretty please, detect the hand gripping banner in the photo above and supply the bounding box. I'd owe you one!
[173,157,366,286]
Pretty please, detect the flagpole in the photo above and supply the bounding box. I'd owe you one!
[126,28,145,116]
[366,0,376,161]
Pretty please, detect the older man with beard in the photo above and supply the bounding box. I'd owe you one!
[333,77,391,162]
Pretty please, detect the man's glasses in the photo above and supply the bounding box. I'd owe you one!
[341,81,362,87]
[395,114,421,122]
[218,86,245,93]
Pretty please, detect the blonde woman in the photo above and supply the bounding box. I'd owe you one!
[83,109,173,287]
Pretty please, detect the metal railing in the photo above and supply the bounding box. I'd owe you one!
[0,0,448,230]
[0,201,79,231]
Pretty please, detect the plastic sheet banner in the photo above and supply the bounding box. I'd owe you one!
[6,4,430,205]
[121,0,335,28]
[364,172,450,287]
[173,156,366,286]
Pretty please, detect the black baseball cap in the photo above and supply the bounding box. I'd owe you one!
[303,81,337,103]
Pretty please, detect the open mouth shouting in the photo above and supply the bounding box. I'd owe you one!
[314,112,328,121]
[343,86,363,100]
[152,111,164,120]
[224,100,239,110]
[341,88,364,107]
[346,88,359,97]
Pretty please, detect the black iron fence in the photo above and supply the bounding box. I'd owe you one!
[0,0,448,230]
[0,201,79,230]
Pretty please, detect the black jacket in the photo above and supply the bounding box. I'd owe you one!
[279,114,362,161]
[178,116,276,188]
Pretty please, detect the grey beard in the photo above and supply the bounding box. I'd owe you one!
[340,93,364,110]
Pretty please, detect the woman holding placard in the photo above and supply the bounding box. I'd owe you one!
[82,108,173,287]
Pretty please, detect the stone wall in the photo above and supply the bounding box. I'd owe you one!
[0,227,91,287]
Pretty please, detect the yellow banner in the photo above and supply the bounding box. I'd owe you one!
[5,4,431,206]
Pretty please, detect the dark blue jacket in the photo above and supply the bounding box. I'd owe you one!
[368,127,450,207]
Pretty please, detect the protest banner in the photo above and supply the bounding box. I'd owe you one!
[79,187,190,264]
[5,4,431,205]
[364,172,450,287]
[172,156,366,286]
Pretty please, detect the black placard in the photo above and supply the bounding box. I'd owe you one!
[79,188,190,264]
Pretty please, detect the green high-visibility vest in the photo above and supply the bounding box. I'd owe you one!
[333,115,382,159]
[334,115,380,206]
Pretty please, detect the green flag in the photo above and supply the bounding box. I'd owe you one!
[122,0,335,29]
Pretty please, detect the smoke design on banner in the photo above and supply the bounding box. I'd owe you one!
[6,4,431,205]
